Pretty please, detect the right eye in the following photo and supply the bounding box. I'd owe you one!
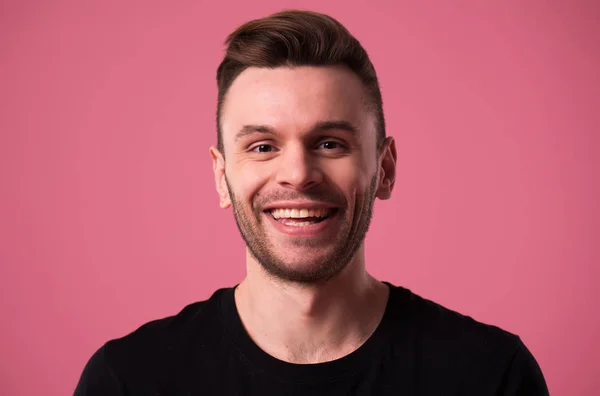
[251,144,274,153]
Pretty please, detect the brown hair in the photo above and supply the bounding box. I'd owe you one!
[215,10,385,153]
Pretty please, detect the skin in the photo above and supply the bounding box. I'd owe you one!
[210,65,397,363]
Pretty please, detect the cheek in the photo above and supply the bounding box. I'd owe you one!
[227,162,272,203]
[322,158,371,193]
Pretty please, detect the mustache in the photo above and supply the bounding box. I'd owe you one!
[253,189,347,211]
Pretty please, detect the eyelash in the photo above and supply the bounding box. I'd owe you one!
[251,144,275,153]
[249,140,347,153]
[318,141,344,150]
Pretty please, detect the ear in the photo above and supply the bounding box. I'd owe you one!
[209,146,232,209]
[375,137,397,200]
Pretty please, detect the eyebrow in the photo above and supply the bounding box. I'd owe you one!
[235,120,359,142]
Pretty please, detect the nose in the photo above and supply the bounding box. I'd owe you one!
[275,144,323,191]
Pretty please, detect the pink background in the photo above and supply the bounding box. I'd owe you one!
[1,1,598,395]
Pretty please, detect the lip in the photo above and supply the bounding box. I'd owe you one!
[262,201,340,211]
[264,208,341,237]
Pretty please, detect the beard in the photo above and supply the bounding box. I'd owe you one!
[226,173,379,284]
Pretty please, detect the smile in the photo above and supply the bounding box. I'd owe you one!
[268,208,336,227]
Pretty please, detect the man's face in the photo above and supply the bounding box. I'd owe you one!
[212,66,394,283]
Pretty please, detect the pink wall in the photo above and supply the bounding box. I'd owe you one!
[1,1,598,394]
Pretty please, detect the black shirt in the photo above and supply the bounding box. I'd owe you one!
[75,283,549,395]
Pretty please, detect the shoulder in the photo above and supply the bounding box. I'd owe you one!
[75,288,231,394]
[104,287,228,362]
[386,284,548,394]
[388,283,521,353]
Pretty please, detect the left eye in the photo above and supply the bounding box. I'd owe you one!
[318,141,343,150]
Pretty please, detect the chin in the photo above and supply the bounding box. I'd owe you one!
[259,254,348,284]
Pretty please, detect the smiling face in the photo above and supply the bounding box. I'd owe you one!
[211,66,395,283]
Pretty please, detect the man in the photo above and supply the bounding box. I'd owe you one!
[75,10,549,395]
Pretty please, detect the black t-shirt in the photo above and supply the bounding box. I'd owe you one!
[74,283,549,395]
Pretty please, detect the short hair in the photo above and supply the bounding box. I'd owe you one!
[215,10,385,153]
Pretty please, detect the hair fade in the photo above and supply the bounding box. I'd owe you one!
[216,10,385,152]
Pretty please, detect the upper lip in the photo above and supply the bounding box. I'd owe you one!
[262,201,340,211]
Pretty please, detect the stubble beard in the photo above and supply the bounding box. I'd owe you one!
[226,174,379,284]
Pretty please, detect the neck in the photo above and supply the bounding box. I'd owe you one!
[234,246,389,364]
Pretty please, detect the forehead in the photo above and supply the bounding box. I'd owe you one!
[220,66,375,143]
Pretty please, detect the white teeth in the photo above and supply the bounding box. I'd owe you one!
[287,221,312,227]
[270,208,331,219]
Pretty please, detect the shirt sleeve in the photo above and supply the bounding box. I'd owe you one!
[499,337,549,396]
[74,344,126,396]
